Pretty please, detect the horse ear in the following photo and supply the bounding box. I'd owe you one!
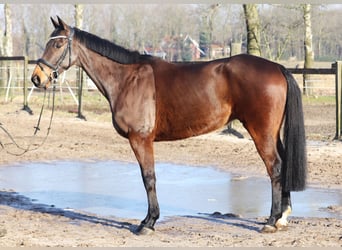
[57,16,68,30]
[51,16,59,29]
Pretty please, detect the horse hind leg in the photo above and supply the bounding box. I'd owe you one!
[275,138,292,231]
[263,151,283,233]
[253,134,293,233]
[275,190,292,231]
[246,128,284,233]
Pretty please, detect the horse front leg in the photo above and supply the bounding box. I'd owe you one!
[128,132,159,235]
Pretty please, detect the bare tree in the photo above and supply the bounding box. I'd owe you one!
[1,4,13,89]
[303,3,314,95]
[207,4,220,59]
[74,4,85,119]
[198,4,220,59]
[75,4,84,29]
[3,4,13,57]
[1,4,342,62]
[243,4,261,56]
[259,5,303,61]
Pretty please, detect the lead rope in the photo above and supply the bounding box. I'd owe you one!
[0,81,56,156]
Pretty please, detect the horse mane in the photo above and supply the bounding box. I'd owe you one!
[74,28,151,64]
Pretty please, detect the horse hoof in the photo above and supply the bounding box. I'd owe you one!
[275,218,288,231]
[135,225,155,235]
[261,225,277,233]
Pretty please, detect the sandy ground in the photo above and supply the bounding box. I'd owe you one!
[0,98,341,247]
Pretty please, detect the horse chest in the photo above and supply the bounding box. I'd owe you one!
[112,92,156,136]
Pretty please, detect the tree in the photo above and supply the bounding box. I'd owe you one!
[198,4,220,59]
[74,4,84,29]
[74,4,86,119]
[3,4,13,57]
[243,4,261,56]
[303,3,314,95]
[1,4,13,89]
[207,4,220,59]
[259,5,303,61]
[1,4,342,62]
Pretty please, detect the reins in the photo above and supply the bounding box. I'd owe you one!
[0,82,57,156]
[0,28,75,156]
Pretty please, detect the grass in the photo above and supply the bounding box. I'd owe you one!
[302,95,335,105]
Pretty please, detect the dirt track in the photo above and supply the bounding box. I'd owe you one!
[0,99,341,246]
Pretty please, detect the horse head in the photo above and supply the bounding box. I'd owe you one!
[31,16,76,89]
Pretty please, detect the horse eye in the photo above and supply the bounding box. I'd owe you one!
[53,41,63,49]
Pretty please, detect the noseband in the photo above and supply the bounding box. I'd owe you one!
[37,28,75,83]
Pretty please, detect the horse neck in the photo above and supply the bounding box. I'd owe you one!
[76,45,124,105]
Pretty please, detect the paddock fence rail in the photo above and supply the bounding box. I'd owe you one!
[287,63,341,139]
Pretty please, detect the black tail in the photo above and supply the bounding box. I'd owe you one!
[280,66,307,192]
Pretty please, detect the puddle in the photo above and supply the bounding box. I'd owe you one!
[0,160,341,220]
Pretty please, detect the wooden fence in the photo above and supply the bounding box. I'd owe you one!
[0,56,29,111]
[287,63,341,139]
[0,56,341,139]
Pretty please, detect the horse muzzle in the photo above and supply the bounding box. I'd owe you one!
[31,66,51,89]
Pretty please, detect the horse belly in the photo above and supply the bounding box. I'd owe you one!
[153,60,232,141]
[154,99,230,141]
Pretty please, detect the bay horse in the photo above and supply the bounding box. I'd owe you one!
[31,17,307,234]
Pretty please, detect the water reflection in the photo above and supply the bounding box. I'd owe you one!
[0,160,340,220]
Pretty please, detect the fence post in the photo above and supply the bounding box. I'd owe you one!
[23,56,28,107]
[335,61,342,140]
[77,67,86,120]
[22,56,33,114]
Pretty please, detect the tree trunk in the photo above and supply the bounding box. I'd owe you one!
[207,4,220,59]
[0,26,3,56]
[303,4,314,96]
[74,4,84,29]
[200,4,220,60]
[1,4,13,90]
[243,4,261,57]
[75,4,85,119]
[3,4,13,57]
